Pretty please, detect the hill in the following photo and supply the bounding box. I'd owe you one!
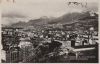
[10,11,98,31]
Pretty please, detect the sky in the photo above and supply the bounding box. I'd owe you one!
[0,0,98,25]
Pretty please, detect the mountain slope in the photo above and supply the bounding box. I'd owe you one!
[10,11,98,30]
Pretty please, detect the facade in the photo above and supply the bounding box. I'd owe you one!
[6,46,21,63]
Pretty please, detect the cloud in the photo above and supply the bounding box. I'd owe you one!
[2,17,29,25]
[1,0,98,25]
[2,12,27,18]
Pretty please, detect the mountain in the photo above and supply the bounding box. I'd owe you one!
[10,16,55,28]
[11,21,27,28]
[27,16,53,25]
[62,12,98,31]
[48,11,94,24]
[10,11,98,30]
[10,12,83,27]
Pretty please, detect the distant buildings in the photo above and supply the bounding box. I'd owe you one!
[1,23,98,63]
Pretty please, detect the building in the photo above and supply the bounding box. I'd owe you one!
[6,46,21,63]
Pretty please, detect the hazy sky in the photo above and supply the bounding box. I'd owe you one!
[0,0,98,25]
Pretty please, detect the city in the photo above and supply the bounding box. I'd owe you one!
[1,11,98,63]
[1,0,98,63]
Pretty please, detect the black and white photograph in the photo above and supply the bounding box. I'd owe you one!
[1,0,99,63]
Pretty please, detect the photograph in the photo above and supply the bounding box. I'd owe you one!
[1,0,99,63]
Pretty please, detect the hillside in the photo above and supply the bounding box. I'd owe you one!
[10,11,98,30]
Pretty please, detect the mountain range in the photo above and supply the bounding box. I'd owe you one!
[9,11,98,31]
